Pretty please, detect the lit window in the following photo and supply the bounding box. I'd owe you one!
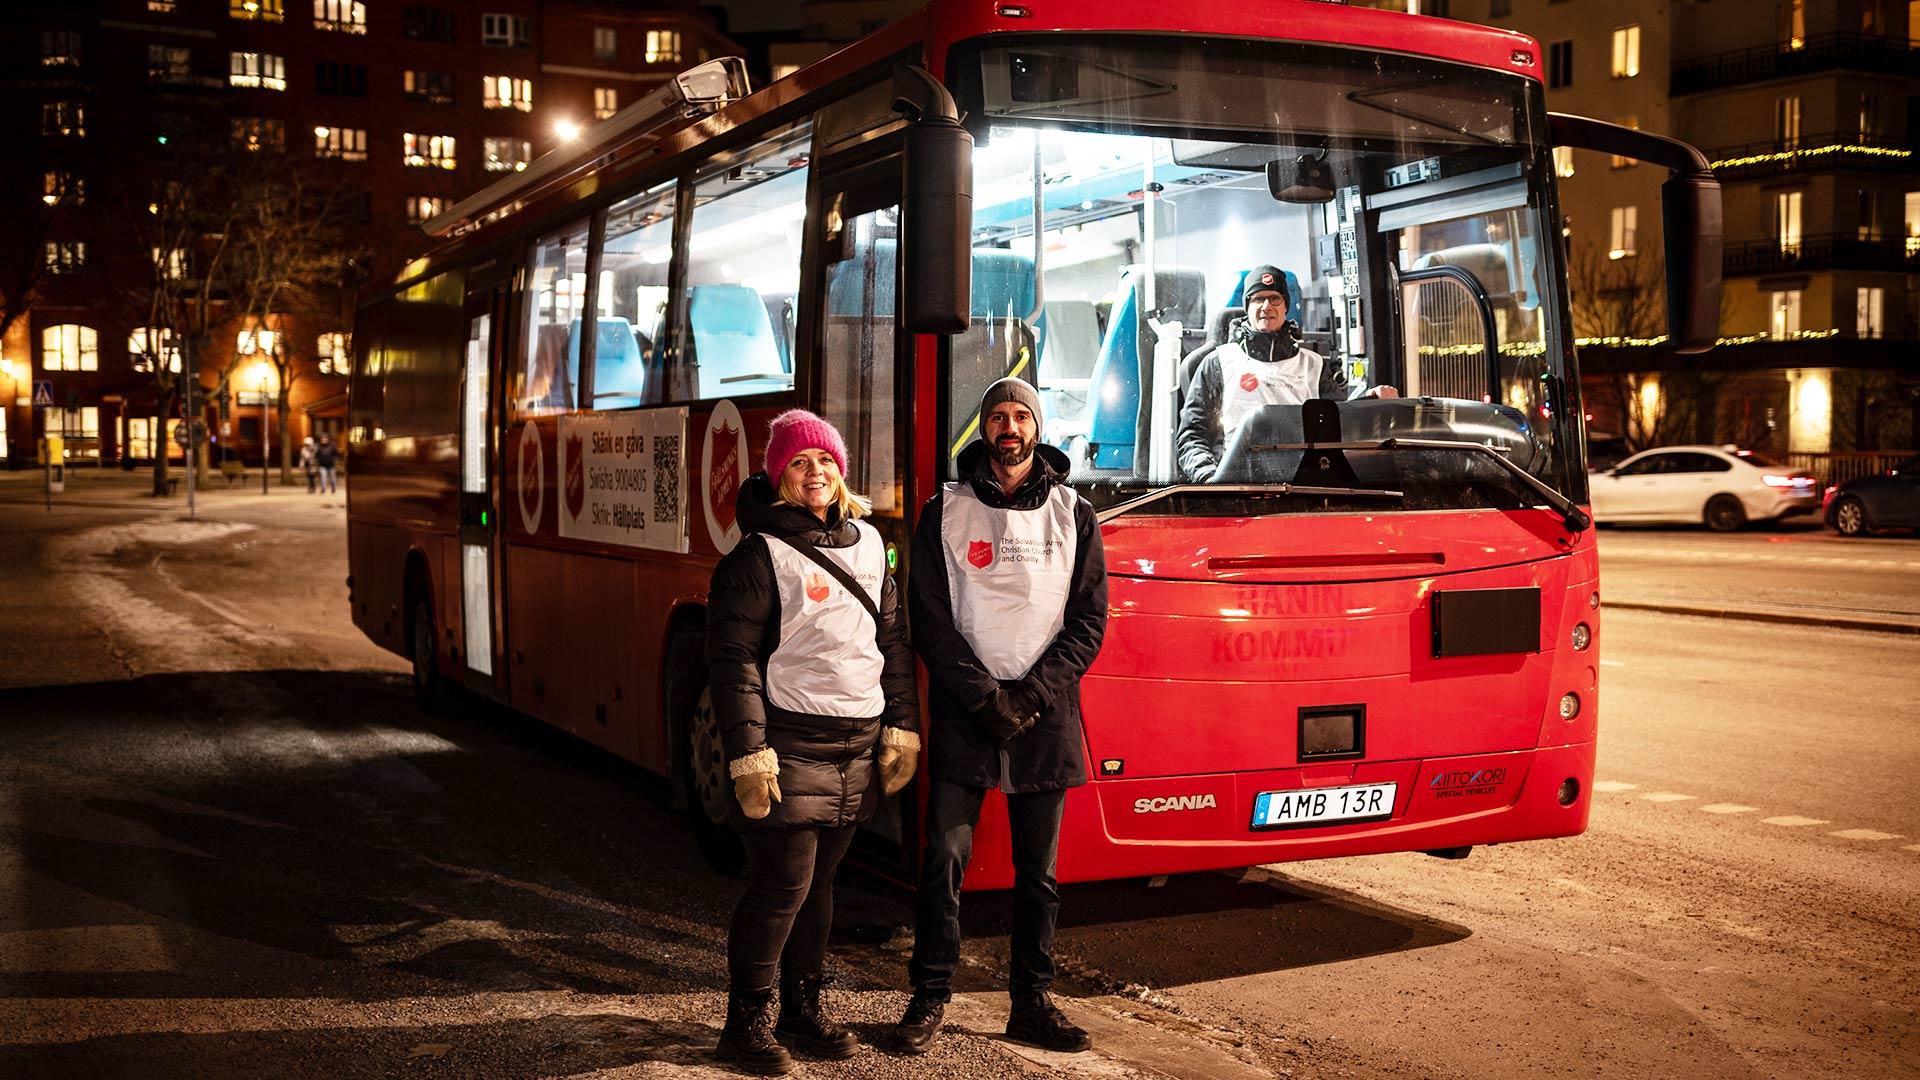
[230,51,288,90]
[1775,96,1801,150]
[405,195,448,225]
[482,75,533,111]
[149,0,177,10]
[41,325,99,372]
[232,117,286,150]
[1610,116,1639,168]
[403,133,457,169]
[1774,191,1803,255]
[1552,146,1575,179]
[594,86,618,119]
[771,63,801,81]
[403,69,455,105]
[230,0,285,22]
[1608,206,1636,259]
[42,101,85,137]
[41,30,82,67]
[483,137,532,172]
[594,26,617,60]
[314,125,368,161]
[314,0,367,32]
[481,13,532,46]
[1856,287,1884,338]
[44,242,87,274]
[1610,25,1639,78]
[148,44,191,81]
[151,246,188,281]
[130,328,183,374]
[1768,290,1801,339]
[646,29,681,64]
[43,407,101,450]
[1780,0,1805,50]
[1906,191,1920,255]
[317,332,351,374]
[42,171,85,206]
[236,328,281,356]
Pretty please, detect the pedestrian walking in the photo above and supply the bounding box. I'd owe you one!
[299,436,318,494]
[893,377,1108,1055]
[706,409,919,1076]
[314,435,338,494]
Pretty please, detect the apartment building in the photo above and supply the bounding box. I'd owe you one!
[4,0,732,468]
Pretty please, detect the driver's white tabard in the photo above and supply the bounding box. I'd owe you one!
[940,482,1079,679]
[1216,340,1329,441]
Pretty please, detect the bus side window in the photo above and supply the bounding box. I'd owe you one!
[521,217,594,414]
[592,180,676,410]
[676,119,811,401]
[350,303,387,443]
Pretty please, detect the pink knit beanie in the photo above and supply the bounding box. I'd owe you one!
[764,409,849,478]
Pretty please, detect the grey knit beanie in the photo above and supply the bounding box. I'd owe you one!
[979,376,1043,426]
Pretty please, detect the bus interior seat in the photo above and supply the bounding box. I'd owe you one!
[826,237,898,317]
[569,316,646,409]
[688,284,790,398]
[528,323,576,409]
[1176,305,1245,411]
[972,248,1037,324]
[1036,299,1099,434]
[1085,265,1207,471]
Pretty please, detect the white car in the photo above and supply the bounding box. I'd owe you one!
[1588,445,1821,531]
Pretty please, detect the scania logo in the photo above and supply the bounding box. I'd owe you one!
[1430,768,1507,790]
[1133,794,1217,814]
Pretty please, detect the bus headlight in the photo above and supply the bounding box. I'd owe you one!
[1571,623,1591,651]
[1558,693,1581,720]
[1588,590,1600,610]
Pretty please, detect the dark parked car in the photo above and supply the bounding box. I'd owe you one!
[1823,455,1920,536]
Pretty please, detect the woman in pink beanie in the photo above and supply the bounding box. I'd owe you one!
[704,409,919,1073]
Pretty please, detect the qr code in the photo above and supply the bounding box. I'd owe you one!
[652,434,680,523]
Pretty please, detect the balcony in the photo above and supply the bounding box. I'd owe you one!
[1722,233,1920,276]
[1672,32,1919,95]
[1706,133,1917,180]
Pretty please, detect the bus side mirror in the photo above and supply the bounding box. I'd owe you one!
[1662,173,1722,354]
[901,117,973,334]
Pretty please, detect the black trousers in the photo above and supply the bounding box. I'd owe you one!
[908,779,1067,1007]
[727,823,859,995]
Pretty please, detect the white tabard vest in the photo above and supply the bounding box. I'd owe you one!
[940,482,1079,680]
[1216,341,1328,442]
[762,521,886,717]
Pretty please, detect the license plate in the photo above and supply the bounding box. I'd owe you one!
[1251,782,1397,831]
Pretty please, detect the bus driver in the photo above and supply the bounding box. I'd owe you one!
[1176,265,1395,482]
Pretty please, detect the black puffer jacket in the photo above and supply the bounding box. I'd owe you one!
[908,442,1108,793]
[706,474,917,830]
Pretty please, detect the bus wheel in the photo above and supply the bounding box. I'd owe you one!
[409,597,451,713]
[669,630,746,876]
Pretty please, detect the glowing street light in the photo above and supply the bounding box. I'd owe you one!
[553,119,582,142]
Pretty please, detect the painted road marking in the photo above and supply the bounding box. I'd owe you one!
[1606,546,1920,569]
[1642,792,1696,803]
[1592,781,1639,793]
[1698,804,1757,815]
[1905,845,1920,853]
[1762,816,1829,827]
[1829,829,1903,841]
[1599,659,1626,668]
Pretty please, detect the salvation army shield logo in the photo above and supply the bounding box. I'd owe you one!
[1239,372,1260,392]
[563,431,586,523]
[967,540,995,569]
[701,399,749,554]
[1259,271,1275,287]
[516,421,544,534]
[804,572,831,603]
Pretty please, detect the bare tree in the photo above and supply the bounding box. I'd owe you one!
[220,152,354,483]
[0,144,63,359]
[1568,241,1701,452]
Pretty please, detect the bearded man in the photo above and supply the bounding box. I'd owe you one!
[891,377,1108,1056]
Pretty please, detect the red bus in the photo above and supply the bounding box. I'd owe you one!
[346,0,1721,888]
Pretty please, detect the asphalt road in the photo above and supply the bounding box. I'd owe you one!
[1594,519,1920,623]
[2,476,1915,1079]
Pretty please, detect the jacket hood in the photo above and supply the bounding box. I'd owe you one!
[735,472,858,545]
[1228,317,1301,362]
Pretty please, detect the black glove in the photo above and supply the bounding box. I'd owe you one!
[976,685,1041,744]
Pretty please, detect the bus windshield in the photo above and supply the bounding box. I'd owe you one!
[947,35,1579,515]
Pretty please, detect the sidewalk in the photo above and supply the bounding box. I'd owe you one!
[0,462,346,517]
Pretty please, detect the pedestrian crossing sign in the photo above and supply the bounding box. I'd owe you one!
[32,381,52,409]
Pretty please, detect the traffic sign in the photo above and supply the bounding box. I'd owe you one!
[172,419,207,447]
[32,381,52,409]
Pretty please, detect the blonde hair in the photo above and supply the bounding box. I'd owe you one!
[775,463,871,521]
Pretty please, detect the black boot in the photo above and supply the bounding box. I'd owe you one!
[891,991,946,1055]
[716,991,793,1075]
[774,974,858,1058]
[1006,992,1092,1052]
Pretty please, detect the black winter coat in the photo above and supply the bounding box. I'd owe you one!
[706,474,918,830]
[908,442,1108,793]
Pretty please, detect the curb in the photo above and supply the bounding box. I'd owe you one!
[1606,599,1920,636]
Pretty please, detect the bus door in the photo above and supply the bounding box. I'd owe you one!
[809,160,915,871]
[458,279,508,689]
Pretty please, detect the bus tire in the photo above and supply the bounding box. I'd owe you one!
[668,627,747,877]
[409,595,453,714]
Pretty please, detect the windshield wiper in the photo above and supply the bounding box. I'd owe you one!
[1257,437,1591,532]
[1095,482,1404,525]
